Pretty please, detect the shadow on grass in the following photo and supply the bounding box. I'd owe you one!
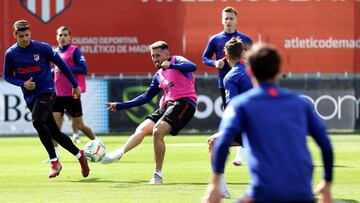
[333,199,359,203]
[65,178,248,187]
[61,178,145,184]
[314,165,350,168]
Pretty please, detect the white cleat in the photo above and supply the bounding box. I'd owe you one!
[100,150,122,165]
[149,173,162,185]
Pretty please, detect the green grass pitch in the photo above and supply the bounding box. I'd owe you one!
[0,135,359,202]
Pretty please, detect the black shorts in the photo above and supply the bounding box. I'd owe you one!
[146,99,196,136]
[53,96,83,117]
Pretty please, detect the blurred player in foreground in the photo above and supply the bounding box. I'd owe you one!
[202,43,333,203]
[3,20,90,178]
[207,37,253,199]
[102,41,197,185]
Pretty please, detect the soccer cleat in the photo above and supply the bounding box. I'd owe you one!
[49,160,62,178]
[78,150,90,177]
[149,173,162,185]
[100,150,122,165]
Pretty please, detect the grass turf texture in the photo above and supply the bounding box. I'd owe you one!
[0,135,359,203]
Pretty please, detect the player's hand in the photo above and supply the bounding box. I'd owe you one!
[207,137,216,153]
[201,183,222,203]
[160,60,171,69]
[315,180,332,203]
[72,87,81,99]
[107,102,118,112]
[24,77,36,90]
[215,60,225,69]
[55,67,61,73]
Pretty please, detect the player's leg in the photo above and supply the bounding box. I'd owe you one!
[232,134,244,166]
[208,132,222,160]
[232,146,245,166]
[150,99,196,185]
[72,116,95,139]
[46,97,66,161]
[101,119,155,164]
[67,98,96,141]
[29,93,63,178]
[152,120,171,180]
[29,94,58,160]
[51,112,63,158]
[207,132,230,198]
[46,103,90,177]
[208,132,242,199]
[71,118,80,142]
[220,88,227,110]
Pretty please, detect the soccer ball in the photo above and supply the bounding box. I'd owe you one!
[84,139,106,162]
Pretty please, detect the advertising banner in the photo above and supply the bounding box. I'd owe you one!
[108,77,223,133]
[108,77,360,133]
[280,79,357,130]
[1,0,359,75]
[2,77,360,135]
[0,79,108,135]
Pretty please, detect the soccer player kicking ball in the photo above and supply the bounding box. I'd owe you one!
[101,41,197,185]
[207,37,253,199]
[202,43,333,203]
[3,20,90,178]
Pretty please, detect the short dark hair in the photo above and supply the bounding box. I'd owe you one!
[149,41,169,50]
[224,37,244,60]
[13,20,30,34]
[222,7,237,16]
[247,43,281,82]
[56,26,71,35]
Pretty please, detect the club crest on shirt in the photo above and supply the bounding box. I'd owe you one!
[33,54,40,62]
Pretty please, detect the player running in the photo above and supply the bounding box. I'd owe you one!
[3,20,90,178]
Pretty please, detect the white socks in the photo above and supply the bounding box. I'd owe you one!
[76,151,81,159]
[54,146,59,158]
[50,158,58,162]
[115,148,125,159]
[73,133,79,139]
[154,171,162,178]
[232,146,244,166]
[219,174,228,193]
